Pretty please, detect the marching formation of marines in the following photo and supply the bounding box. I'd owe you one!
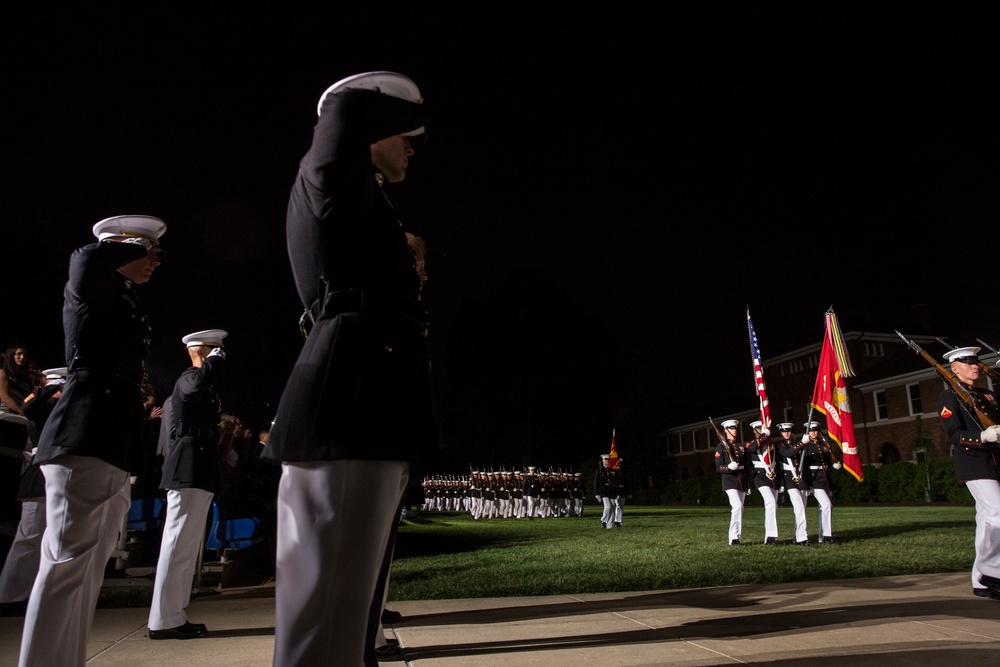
[715,418,841,546]
[421,468,586,519]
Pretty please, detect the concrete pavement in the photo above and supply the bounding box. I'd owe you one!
[2,572,1000,665]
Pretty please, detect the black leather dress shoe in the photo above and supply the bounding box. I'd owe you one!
[149,621,208,640]
[730,539,740,546]
[795,540,810,546]
[819,536,834,543]
[974,587,990,598]
[381,608,403,623]
[764,537,777,545]
[374,643,405,660]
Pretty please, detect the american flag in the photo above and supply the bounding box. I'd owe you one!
[747,308,772,431]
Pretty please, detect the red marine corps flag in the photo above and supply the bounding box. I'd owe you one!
[608,429,620,469]
[811,307,863,481]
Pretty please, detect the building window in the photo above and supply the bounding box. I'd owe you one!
[878,443,900,464]
[906,383,922,416]
[874,389,889,421]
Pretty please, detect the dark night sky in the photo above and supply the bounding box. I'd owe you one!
[3,6,998,462]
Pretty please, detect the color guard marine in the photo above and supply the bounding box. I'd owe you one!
[746,420,780,545]
[715,419,751,545]
[776,422,811,545]
[935,345,1000,599]
[802,420,840,543]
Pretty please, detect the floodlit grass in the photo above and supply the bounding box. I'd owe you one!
[96,503,977,607]
[387,504,976,600]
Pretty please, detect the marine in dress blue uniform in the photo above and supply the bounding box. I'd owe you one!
[0,368,65,617]
[20,215,165,667]
[264,72,436,667]
[746,420,780,544]
[802,420,840,543]
[147,329,228,639]
[936,346,1000,599]
[716,419,750,545]
[776,422,811,545]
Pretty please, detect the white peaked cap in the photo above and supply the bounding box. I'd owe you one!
[317,71,425,137]
[92,215,166,244]
[182,329,229,347]
[944,346,981,363]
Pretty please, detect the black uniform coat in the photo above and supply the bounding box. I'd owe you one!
[160,353,225,493]
[715,440,750,493]
[777,437,810,491]
[595,465,621,498]
[522,474,541,497]
[35,241,150,473]
[264,87,436,472]
[18,383,62,500]
[802,439,837,492]
[747,435,781,491]
[938,383,1000,482]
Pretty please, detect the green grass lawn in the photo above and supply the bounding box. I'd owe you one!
[387,504,976,600]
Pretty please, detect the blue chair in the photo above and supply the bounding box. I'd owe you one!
[127,497,166,531]
[205,500,262,552]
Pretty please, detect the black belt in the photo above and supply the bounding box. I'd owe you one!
[68,357,143,387]
[179,427,218,439]
[323,288,426,321]
[301,288,428,338]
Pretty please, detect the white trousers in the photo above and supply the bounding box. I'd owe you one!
[965,479,1000,587]
[811,488,833,538]
[20,456,131,667]
[0,499,45,603]
[525,496,537,518]
[786,488,809,543]
[758,486,778,539]
[148,487,214,630]
[601,497,615,527]
[725,489,745,543]
[272,460,408,667]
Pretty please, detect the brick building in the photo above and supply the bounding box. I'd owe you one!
[659,331,999,481]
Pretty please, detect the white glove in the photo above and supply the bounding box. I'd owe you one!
[760,428,770,438]
[594,495,601,502]
[981,425,1000,442]
[801,434,811,444]
[207,347,227,360]
[833,462,842,470]
[727,461,738,471]
[119,237,153,251]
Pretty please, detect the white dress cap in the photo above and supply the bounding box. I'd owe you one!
[804,421,821,429]
[777,422,794,430]
[182,329,229,348]
[721,419,739,429]
[749,420,763,429]
[316,71,425,136]
[92,215,167,244]
[944,346,981,364]
[42,367,69,384]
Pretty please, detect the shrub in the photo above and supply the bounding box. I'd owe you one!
[875,461,922,502]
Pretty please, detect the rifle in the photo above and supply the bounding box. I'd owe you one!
[975,338,1000,383]
[936,337,1000,384]
[709,417,737,464]
[897,331,996,428]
